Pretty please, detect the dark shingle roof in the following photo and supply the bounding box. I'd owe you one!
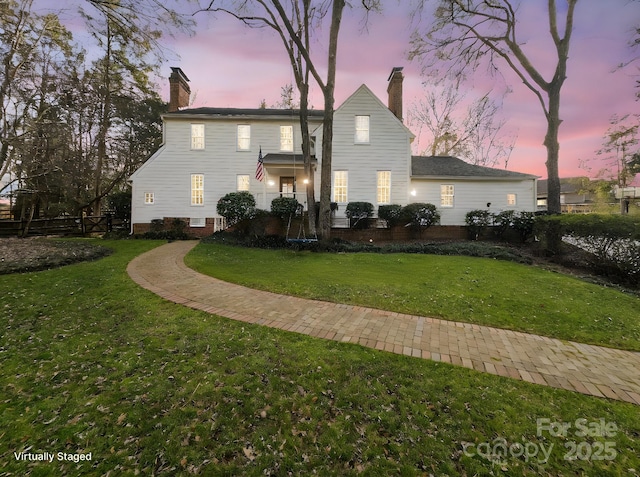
[537,177,592,196]
[262,153,317,165]
[411,156,537,180]
[166,107,324,119]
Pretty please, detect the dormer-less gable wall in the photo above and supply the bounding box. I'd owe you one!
[315,85,414,210]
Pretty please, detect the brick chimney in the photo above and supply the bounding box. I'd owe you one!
[387,67,404,122]
[169,67,190,112]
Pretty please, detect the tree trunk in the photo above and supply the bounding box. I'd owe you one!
[544,79,563,215]
[317,0,344,240]
[298,82,316,235]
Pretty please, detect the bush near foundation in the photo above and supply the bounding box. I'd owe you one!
[345,202,374,229]
[378,204,403,228]
[217,191,256,226]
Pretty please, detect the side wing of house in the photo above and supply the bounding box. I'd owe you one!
[410,156,538,226]
[411,178,537,226]
[315,85,414,220]
[129,110,322,235]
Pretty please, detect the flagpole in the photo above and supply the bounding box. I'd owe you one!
[261,146,266,209]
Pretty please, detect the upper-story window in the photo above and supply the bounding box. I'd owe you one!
[507,193,517,206]
[280,125,294,151]
[355,115,370,144]
[191,124,205,150]
[237,125,250,151]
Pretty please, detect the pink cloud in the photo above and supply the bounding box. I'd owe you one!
[156,1,639,182]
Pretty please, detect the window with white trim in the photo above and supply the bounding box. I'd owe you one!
[190,217,206,228]
[333,171,348,203]
[377,171,391,204]
[237,174,250,191]
[144,192,154,205]
[355,115,370,144]
[507,193,517,206]
[440,184,454,207]
[237,125,250,151]
[280,125,293,151]
[191,174,204,206]
[191,124,205,150]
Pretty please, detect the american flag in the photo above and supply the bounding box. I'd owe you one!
[255,147,264,182]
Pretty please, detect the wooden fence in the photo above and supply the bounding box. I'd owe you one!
[0,216,122,237]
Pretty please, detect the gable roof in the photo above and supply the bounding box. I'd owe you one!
[412,156,537,180]
[164,107,325,121]
[328,84,415,140]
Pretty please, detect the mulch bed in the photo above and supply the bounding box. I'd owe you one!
[0,238,112,275]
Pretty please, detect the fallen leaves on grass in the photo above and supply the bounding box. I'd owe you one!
[0,238,112,274]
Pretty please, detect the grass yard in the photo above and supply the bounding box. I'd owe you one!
[1,239,639,476]
[185,243,640,352]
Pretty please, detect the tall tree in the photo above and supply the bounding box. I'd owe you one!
[410,0,579,214]
[199,0,365,239]
[0,0,72,184]
[80,1,163,214]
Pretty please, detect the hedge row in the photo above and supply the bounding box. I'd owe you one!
[536,214,640,286]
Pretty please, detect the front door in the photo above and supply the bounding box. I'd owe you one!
[280,177,295,197]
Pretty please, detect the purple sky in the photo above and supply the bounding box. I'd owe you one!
[54,1,640,182]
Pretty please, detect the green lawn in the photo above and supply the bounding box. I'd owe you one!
[1,239,639,476]
[185,243,640,351]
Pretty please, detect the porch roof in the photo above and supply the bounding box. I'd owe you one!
[262,153,317,166]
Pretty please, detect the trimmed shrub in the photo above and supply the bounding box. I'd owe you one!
[378,204,403,228]
[535,213,640,286]
[400,203,440,230]
[271,197,300,220]
[511,211,536,242]
[346,202,374,229]
[492,210,515,239]
[465,209,492,240]
[217,191,256,226]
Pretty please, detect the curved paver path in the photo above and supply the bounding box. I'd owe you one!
[127,241,640,405]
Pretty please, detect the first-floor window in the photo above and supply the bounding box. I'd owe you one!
[377,171,391,204]
[507,193,517,206]
[191,174,204,205]
[190,217,206,228]
[144,192,154,205]
[333,171,348,203]
[237,174,250,191]
[441,184,454,207]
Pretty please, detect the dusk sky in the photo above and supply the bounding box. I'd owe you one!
[64,1,640,182]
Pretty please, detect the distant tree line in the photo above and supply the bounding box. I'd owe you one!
[0,0,177,221]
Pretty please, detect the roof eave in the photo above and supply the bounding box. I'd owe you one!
[411,175,538,181]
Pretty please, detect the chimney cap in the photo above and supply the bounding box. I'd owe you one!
[170,67,190,83]
[387,66,404,81]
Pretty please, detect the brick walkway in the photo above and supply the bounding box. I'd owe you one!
[127,241,640,405]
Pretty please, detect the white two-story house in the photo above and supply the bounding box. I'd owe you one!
[129,67,537,235]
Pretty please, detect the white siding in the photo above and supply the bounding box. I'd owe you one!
[315,85,413,217]
[130,116,321,227]
[410,178,537,225]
